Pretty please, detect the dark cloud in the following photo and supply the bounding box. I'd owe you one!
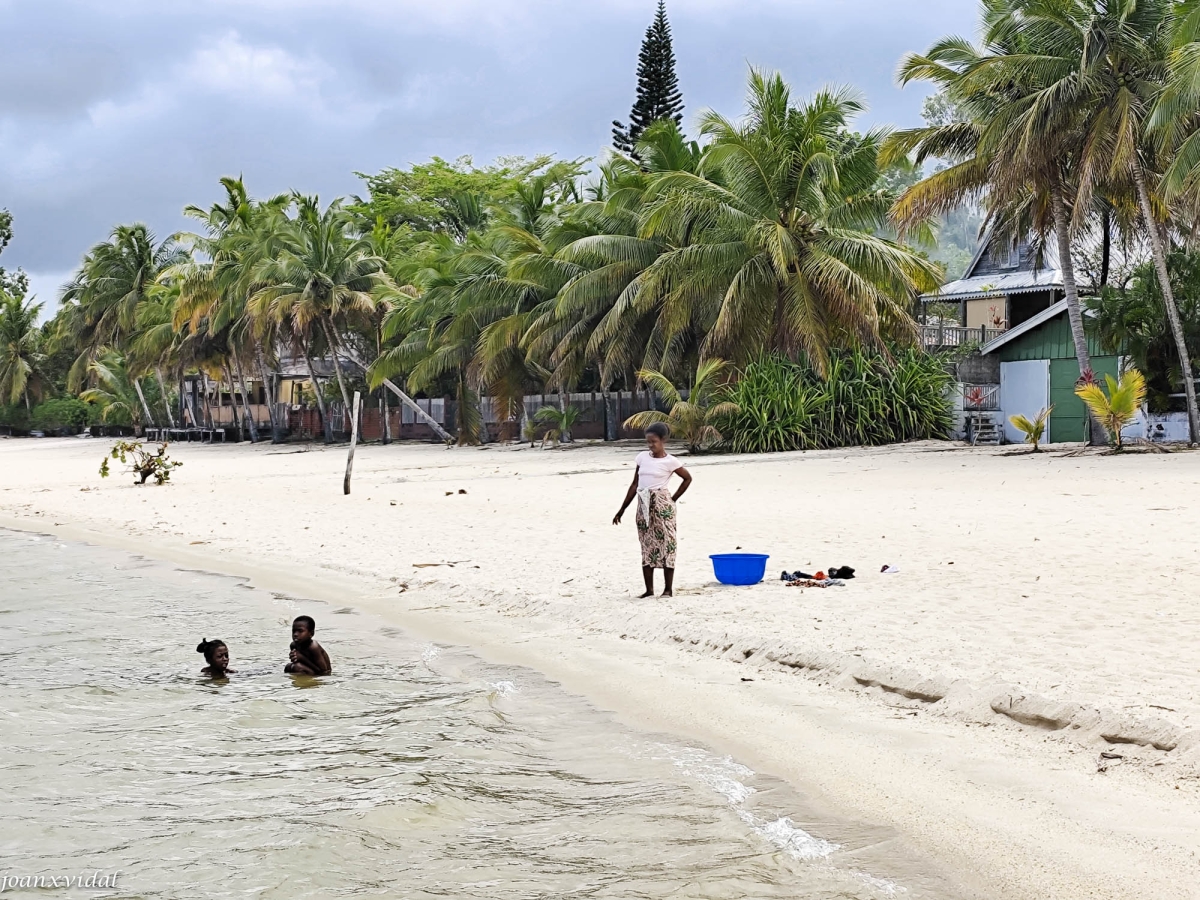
[0,0,977,302]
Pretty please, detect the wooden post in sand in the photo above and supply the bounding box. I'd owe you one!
[343,391,361,496]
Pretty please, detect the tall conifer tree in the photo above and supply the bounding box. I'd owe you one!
[612,1,685,155]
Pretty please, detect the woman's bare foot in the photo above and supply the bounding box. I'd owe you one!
[660,590,674,598]
[639,589,655,598]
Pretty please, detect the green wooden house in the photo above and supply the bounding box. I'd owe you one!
[980,300,1119,443]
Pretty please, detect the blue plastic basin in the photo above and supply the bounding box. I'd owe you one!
[709,553,770,586]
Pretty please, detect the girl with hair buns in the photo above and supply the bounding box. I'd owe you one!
[612,422,693,598]
[196,638,234,678]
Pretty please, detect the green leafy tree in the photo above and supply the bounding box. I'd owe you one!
[893,0,1198,443]
[351,156,556,239]
[612,1,685,154]
[1087,251,1200,411]
[0,209,29,301]
[170,177,297,442]
[1069,0,1200,443]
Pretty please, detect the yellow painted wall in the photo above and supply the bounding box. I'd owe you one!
[965,297,1007,329]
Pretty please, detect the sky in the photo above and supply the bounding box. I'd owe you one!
[0,0,979,313]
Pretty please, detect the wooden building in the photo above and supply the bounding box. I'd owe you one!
[923,232,1065,332]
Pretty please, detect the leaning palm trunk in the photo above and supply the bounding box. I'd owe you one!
[200,371,215,429]
[232,353,260,443]
[255,349,282,443]
[1131,158,1199,446]
[1049,181,1095,444]
[302,343,333,444]
[380,378,453,442]
[222,363,244,442]
[155,367,175,428]
[319,318,354,434]
[133,378,155,431]
[1050,183,1093,380]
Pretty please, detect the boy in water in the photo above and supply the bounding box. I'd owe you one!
[285,615,332,675]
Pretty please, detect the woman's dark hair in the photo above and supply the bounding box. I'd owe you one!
[196,638,227,664]
[645,422,670,439]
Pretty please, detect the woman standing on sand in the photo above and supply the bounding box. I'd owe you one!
[612,423,693,598]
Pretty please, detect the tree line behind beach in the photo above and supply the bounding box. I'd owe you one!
[5,0,1200,449]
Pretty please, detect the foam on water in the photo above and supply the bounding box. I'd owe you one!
[646,743,839,861]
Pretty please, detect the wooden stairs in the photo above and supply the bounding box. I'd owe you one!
[968,414,1002,446]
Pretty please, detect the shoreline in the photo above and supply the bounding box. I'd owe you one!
[4,437,1200,898]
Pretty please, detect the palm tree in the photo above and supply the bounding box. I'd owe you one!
[369,231,503,444]
[0,291,45,409]
[1067,0,1200,443]
[250,195,394,439]
[533,403,581,446]
[59,224,183,390]
[80,351,143,427]
[624,358,739,452]
[1075,368,1148,449]
[527,121,702,390]
[171,179,299,442]
[1009,406,1053,452]
[635,71,940,375]
[886,5,1096,390]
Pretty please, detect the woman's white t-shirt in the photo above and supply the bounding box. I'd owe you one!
[636,451,681,491]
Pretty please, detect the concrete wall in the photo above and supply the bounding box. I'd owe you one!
[952,352,1001,385]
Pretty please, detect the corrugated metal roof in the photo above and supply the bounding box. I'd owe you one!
[923,268,1064,301]
[275,355,366,379]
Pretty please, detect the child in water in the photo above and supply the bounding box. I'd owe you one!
[285,615,332,676]
[196,638,234,678]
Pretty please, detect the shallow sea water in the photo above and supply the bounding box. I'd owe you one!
[0,529,961,899]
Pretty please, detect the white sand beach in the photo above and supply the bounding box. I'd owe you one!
[2,435,1199,898]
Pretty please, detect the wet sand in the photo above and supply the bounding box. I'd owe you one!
[2,435,1199,898]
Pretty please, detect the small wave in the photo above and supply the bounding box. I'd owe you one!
[853,871,906,896]
[747,813,838,861]
[421,644,441,663]
[649,744,838,861]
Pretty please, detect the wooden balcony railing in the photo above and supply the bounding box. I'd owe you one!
[919,324,1005,349]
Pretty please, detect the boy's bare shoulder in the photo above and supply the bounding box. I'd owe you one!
[313,641,332,674]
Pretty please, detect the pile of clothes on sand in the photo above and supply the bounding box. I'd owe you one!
[780,566,855,588]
